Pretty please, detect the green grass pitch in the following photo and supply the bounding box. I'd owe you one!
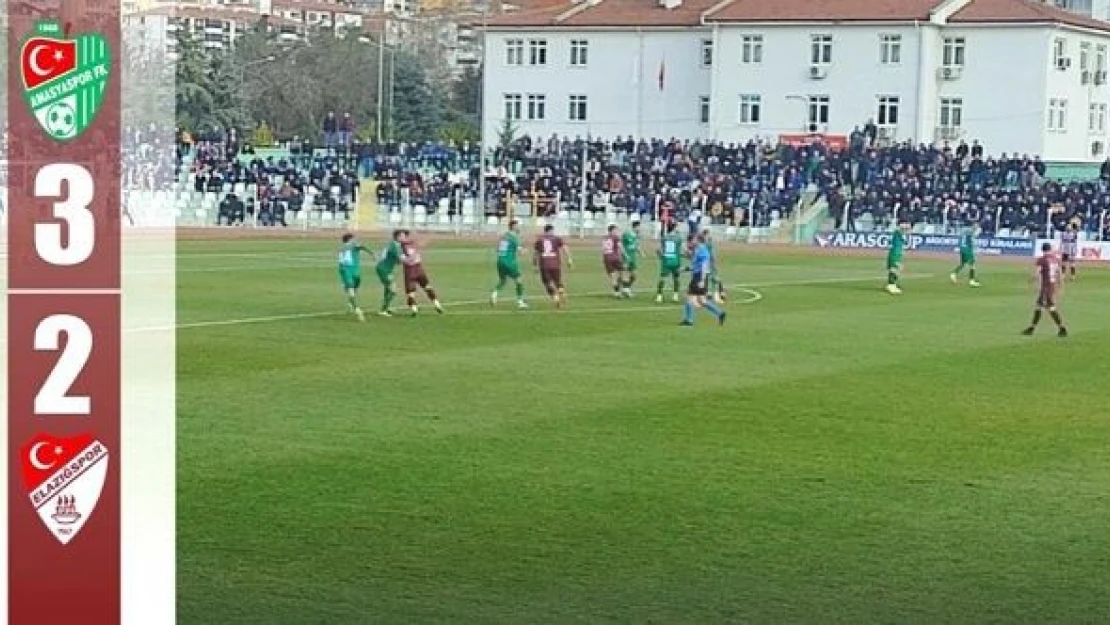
[177,237,1110,624]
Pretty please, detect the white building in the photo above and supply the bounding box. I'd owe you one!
[482,0,1110,162]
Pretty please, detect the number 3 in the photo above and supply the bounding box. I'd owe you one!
[35,164,95,266]
[34,315,93,416]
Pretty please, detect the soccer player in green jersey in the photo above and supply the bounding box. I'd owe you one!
[375,230,404,316]
[702,228,726,304]
[655,222,685,303]
[950,224,982,287]
[337,233,375,321]
[886,221,909,295]
[619,220,643,297]
[490,219,528,309]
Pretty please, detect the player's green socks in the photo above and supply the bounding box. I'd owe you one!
[493,277,506,293]
[656,280,665,296]
[952,263,964,276]
[673,277,681,293]
[887,271,898,285]
[347,295,358,311]
[381,289,395,312]
[515,282,524,299]
[969,267,977,280]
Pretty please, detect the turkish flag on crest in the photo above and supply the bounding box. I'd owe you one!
[21,433,95,490]
[22,38,78,89]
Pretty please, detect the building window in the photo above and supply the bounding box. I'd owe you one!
[942,37,965,67]
[1099,103,1107,133]
[810,34,832,65]
[807,95,830,129]
[504,93,522,120]
[939,97,963,127]
[526,93,546,120]
[877,95,899,126]
[738,94,761,124]
[1098,45,1107,72]
[741,35,763,64]
[569,94,588,121]
[701,39,713,67]
[1053,38,1067,68]
[528,39,547,66]
[1081,42,1091,72]
[699,96,710,124]
[1089,103,1100,132]
[570,39,588,67]
[1048,97,1069,131]
[880,34,901,64]
[505,39,523,66]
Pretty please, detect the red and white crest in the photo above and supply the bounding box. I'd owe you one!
[20,433,110,545]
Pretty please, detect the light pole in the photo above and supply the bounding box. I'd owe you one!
[376,17,388,142]
[477,3,489,219]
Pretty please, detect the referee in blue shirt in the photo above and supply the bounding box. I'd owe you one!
[681,232,726,326]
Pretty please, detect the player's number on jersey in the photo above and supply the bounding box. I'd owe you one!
[33,314,93,416]
[34,164,96,266]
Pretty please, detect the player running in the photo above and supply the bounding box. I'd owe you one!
[702,228,727,303]
[680,232,726,327]
[620,221,644,297]
[1022,242,1068,338]
[490,219,528,309]
[950,224,982,287]
[535,224,572,308]
[602,224,625,298]
[885,221,909,295]
[399,230,444,316]
[337,233,375,322]
[1060,222,1079,281]
[655,222,684,303]
[375,229,404,317]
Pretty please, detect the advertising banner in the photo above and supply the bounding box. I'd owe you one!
[813,232,1034,256]
[1036,238,1110,261]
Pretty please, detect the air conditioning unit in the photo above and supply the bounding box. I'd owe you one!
[1057,56,1072,70]
[877,127,895,140]
[1092,141,1104,157]
[937,66,962,80]
[1097,70,1108,85]
[1082,70,1092,84]
[936,126,961,141]
[809,65,827,79]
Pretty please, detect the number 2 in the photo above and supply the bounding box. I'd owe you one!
[35,164,95,266]
[34,315,93,416]
[543,240,553,254]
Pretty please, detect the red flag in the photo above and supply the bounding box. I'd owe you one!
[21,37,78,89]
[658,58,665,91]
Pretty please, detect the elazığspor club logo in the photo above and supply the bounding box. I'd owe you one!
[21,433,110,545]
[20,20,110,142]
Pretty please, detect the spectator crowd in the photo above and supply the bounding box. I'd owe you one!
[155,120,1110,238]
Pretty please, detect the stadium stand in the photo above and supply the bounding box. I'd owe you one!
[163,130,1110,241]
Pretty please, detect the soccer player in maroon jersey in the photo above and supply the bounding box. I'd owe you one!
[1022,242,1068,337]
[1060,222,1079,281]
[399,230,444,316]
[534,224,572,308]
[601,224,625,298]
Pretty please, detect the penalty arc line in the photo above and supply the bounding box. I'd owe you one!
[145,272,929,333]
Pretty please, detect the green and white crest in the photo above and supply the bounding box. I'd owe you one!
[20,20,111,142]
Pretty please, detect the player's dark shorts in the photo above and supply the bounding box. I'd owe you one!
[540,265,563,288]
[404,268,429,291]
[687,272,708,296]
[603,257,624,274]
[1061,253,1073,263]
[1036,287,1057,309]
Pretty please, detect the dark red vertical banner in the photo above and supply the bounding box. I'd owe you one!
[7,0,122,623]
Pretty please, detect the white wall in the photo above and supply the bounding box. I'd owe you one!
[481,29,713,142]
[711,24,923,144]
[481,21,1110,162]
[941,27,1047,158]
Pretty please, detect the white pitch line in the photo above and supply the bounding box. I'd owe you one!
[149,274,923,333]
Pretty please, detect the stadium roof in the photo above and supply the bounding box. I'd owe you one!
[482,0,1110,32]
